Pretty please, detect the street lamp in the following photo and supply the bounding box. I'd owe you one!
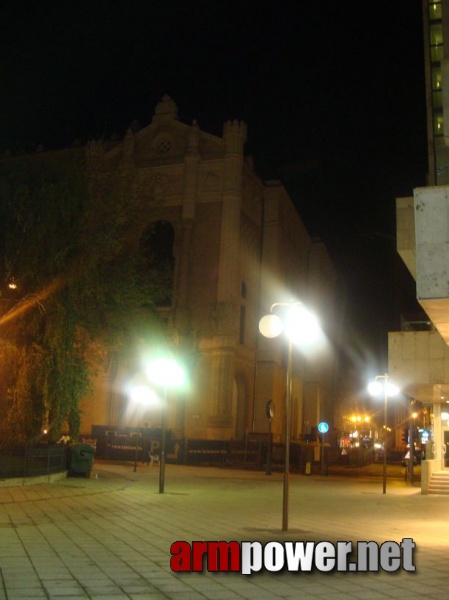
[367,374,399,494]
[259,301,321,531]
[128,382,160,472]
[145,357,186,494]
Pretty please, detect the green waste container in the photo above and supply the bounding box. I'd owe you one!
[70,444,95,476]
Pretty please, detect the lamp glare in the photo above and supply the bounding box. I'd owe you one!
[130,385,158,406]
[146,358,185,388]
[367,381,383,396]
[386,382,399,397]
[285,305,320,345]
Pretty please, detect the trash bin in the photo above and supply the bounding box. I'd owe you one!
[70,444,95,476]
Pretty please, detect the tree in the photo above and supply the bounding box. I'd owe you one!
[0,148,168,444]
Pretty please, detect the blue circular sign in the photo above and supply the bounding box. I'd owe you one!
[318,422,329,434]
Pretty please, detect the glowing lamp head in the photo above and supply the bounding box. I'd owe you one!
[386,383,399,397]
[367,379,399,398]
[259,303,321,346]
[368,381,383,397]
[284,304,320,346]
[145,357,186,389]
[130,385,159,406]
[259,313,284,338]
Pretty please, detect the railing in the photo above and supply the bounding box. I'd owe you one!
[0,445,68,479]
[91,435,375,471]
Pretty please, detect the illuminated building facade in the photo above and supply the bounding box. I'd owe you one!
[79,96,339,443]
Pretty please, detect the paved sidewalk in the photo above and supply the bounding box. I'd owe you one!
[0,460,447,599]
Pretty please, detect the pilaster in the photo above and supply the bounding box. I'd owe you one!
[200,336,236,430]
[217,120,247,303]
[177,121,200,317]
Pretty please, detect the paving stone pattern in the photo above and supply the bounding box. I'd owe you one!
[0,461,447,599]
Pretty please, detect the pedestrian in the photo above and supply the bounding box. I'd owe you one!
[141,437,152,465]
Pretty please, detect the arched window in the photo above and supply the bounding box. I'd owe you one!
[138,220,175,307]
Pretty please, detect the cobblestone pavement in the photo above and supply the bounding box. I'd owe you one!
[0,461,447,599]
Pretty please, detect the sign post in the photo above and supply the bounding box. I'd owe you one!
[317,422,329,475]
[265,400,274,476]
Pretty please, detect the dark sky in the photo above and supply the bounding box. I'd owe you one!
[1,1,428,381]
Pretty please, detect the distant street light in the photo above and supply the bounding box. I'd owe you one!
[145,357,186,494]
[367,374,399,494]
[259,301,321,531]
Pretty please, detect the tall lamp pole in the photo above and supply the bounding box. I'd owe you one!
[146,357,186,494]
[128,381,159,473]
[159,388,167,493]
[283,338,293,531]
[259,301,321,531]
[368,374,399,494]
[265,400,274,476]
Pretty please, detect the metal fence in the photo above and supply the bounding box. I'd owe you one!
[91,435,376,472]
[0,445,68,479]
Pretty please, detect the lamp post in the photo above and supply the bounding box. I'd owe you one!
[259,301,321,531]
[265,400,274,476]
[367,374,399,494]
[128,382,159,472]
[407,411,419,485]
[145,357,186,494]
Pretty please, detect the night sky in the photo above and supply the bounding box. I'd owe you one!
[2,1,428,385]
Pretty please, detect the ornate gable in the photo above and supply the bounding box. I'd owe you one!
[86,96,227,174]
[119,96,226,166]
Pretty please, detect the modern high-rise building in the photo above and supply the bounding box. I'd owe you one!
[391,0,449,492]
[423,0,449,185]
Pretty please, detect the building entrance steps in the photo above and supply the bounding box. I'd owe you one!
[428,470,449,494]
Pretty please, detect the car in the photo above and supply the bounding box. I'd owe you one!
[402,444,424,466]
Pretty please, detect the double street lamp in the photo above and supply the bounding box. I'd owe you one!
[259,301,321,531]
[367,374,399,494]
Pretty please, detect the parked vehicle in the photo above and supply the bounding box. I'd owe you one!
[402,443,424,466]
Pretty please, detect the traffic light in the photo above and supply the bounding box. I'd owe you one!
[402,428,409,445]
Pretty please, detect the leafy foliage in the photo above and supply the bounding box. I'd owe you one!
[0,149,168,444]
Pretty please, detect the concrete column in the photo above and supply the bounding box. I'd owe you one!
[434,402,442,465]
